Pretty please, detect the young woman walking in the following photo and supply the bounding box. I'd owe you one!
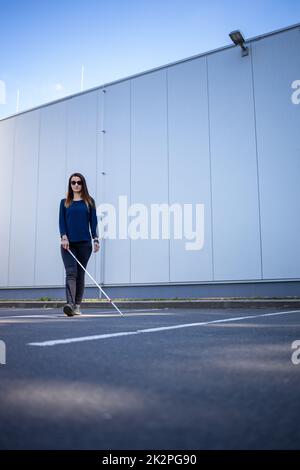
[59,172,100,316]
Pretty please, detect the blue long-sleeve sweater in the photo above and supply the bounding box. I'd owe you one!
[59,198,99,242]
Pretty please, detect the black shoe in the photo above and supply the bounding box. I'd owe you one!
[63,303,74,317]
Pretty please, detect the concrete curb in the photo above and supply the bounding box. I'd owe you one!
[1,299,300,309]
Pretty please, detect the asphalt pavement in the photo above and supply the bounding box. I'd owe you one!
[0,306,299,450]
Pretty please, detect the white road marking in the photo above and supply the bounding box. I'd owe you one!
[27,309,300,347]
[0,315,57,319]
[0,307,55,311]
[0,308,166,321]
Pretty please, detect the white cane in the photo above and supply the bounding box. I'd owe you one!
[67,247,124,317]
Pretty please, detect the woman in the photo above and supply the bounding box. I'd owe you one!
[59,173,100,316]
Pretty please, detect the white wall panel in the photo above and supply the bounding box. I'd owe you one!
[168,58,213,282]
[66,91,98,282]
[0,119,15,287]
[131,71,169,283]
[100,82,131,284]
[1,25,299,290]
[252,28,300,279]
[8,111,40,286]
[35,102,67,286]
[208,48,262,281]
[96,90,104,288]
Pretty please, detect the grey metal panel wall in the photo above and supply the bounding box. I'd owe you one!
[0,25,299,290]
[100,82,131,284]
[96,90,104,288]
[66,91,99,282]
[35,102,67,286]
[252,28,300,279]
[131,71,169,283]
[207,47,262,281]
[8,112,40,286]
[167,58,213,282]
[0,119,15,287]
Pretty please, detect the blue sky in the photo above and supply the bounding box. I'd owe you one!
[0,0,300,119]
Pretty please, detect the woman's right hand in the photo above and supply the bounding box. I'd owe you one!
[61,236,69,250]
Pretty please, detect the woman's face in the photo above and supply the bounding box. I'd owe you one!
[70,176,82,194]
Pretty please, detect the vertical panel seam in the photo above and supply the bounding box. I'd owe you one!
[206,56,215,281]
[129,80,132,284]
[95,92,99,288]
[97,91,103,296]
[7,118,17,286]
[166,68,170,283]
[102,89,106,286]
[33,110,41,285]
[98,92,103,292]
[63,100,68,285]
[250,42,264,279]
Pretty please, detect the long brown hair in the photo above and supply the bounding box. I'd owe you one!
[64,173,95,210]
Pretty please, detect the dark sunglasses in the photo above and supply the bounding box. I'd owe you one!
[71,180,82,186]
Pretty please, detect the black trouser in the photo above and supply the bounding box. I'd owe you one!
[60,240,92,306]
